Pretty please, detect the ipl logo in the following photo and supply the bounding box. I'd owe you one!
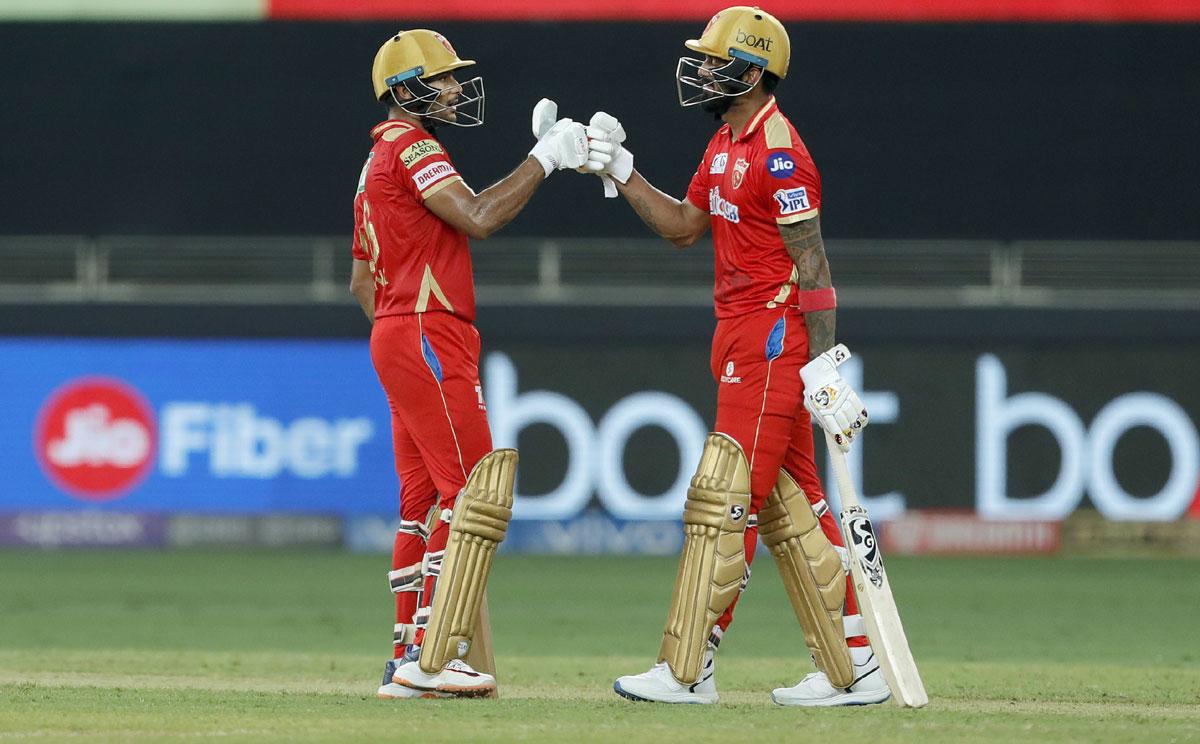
[773,187,810,215]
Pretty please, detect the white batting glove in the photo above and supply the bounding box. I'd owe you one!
[529,118,588,177]
[800,343,869,452]
[585,111,634,198]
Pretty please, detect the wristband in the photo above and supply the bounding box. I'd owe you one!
[794,287,837,312]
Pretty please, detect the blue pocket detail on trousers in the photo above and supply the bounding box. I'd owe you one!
[765,317,786,361]
[421,334,444,382]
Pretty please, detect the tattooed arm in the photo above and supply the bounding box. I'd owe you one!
[779,215,835,356]
[614,170,710,248]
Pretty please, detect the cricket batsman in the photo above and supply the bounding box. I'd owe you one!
[585,7,891,706]
[348,29,588,699]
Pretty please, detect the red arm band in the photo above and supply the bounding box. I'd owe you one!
[795,287,837,312]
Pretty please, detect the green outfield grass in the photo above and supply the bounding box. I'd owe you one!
[1,550,1197,742]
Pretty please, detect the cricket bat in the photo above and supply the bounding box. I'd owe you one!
[825,431,929,708]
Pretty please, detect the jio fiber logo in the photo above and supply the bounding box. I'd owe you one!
[34,377,157,501]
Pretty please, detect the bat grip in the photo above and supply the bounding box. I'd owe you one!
[825,431,861,511]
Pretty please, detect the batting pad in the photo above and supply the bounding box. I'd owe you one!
[418,448,517,674]
[659,433,751,684]
[759,469,854,688]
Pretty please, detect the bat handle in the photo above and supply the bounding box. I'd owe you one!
[825,431,861,511]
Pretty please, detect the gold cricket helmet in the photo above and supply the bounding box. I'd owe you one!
[371,30,485,128]
[686,6,791,79]
[371,29,476,101]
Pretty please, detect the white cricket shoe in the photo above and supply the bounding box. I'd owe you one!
[771,646,891,707]
[613,647,718,704]
[392,657,496,698]
[377,659,452,699]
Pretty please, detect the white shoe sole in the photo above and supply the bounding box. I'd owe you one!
[393,673,496,698]
[377,682,453,700]
[770,688,891,707]
[613,679,718,705]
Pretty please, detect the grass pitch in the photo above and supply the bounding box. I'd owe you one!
[1,550,1198,742]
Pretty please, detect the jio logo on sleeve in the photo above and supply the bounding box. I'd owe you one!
[766,151,795,179]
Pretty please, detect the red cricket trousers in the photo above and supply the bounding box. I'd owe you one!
[370,312,493,654]
[706,308,866,647]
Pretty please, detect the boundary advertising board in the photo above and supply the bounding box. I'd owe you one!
[2,338,1197,530]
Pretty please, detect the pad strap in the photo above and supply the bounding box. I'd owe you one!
[398,518,430,540]
[423,549,445,581]
[414,605,431,630]
[393,623,417,647]
[388,561,423,593]
[709,626,724,649]
[842,613,867,639]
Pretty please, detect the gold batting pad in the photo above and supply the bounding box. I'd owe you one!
[418,449,517,674]
[659,433,751,684]
[759,470,854,688]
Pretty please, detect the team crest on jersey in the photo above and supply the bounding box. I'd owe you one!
[731,158,749,189]
[709,153,729,175]
[774,187,811,215]
[401,139,444,169]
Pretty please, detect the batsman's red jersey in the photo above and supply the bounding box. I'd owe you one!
[685,96,832,320]
[352,117,491,499]
[352,119,478,323]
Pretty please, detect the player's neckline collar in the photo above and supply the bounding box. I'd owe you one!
[733,96,778,142]
[370,119,424,142]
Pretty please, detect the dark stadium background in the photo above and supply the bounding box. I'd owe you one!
[1,12,1198,549]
